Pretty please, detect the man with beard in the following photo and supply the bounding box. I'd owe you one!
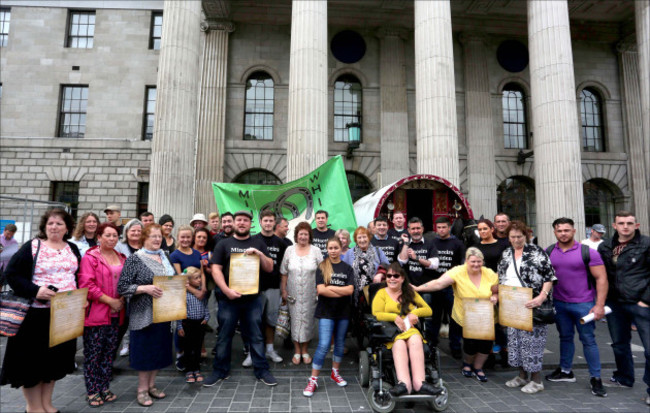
[205,211,277,387]
[398,217,440,346]
[213,212,234,246]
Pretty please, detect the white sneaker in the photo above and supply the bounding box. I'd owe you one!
[242,353,252,367]
[521,381,544,394]
[266,349,283,363]
[439,323,449,339]
[119,343,129,357]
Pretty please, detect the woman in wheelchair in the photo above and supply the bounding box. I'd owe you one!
[414,247,498,382]
[371,262,440,397]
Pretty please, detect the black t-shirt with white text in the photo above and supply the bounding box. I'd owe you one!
[312,228,336,258]
[388,228,407,244]
[253,233,287,290]
[210,236,269,297]
[432,236,465,277]
[314,261,354,319]
[371,235,402,263]
[403,239,439,286]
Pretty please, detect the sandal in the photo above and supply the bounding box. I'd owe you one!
[148,387,166,399]
[473,368,488,383]
[100,389,117,403]
[185,372,196,383]
[87,393,104,408]
[292,353,301,365]
[194,371,204,383]
[302,353,312,364]
[136,390,153,407]
[461,362,474,378]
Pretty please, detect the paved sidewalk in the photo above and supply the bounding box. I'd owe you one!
[1,367,648,413]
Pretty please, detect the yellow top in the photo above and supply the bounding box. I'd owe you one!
[446,264,498,327]
[372,288,432,347]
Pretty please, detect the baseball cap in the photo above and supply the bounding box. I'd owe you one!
[233,210,253,220]
[104,205,121,213]
[592,224,606,234]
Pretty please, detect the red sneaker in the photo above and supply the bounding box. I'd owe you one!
[303,378,318,397]
[331,369,348,387]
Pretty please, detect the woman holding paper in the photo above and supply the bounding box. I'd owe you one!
[0,208,82,413]
[118,224,175,407]
[78,222,127,407]
[372,262,440,396]
[497,220,556,394]
[415,247,499,382]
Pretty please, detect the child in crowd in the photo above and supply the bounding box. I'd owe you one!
[303,238,355,397]
[178,266,209,383]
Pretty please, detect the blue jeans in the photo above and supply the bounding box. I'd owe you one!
[312,318,349,371]
[606,300,650,394]
[212,292,270,378]
[554,300,601,378]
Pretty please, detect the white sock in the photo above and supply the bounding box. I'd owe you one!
[561,369,571,374]
[266,344,274,352]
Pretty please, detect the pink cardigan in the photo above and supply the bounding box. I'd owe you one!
[78,246,127,327]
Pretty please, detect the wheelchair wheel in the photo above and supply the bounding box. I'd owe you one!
[367,385,395,413]
[359,350,370,388]
[427,383,449,411]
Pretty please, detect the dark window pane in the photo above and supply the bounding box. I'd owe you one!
[243,72,274,140]
[50,181,80,219]
[502,85,528,149]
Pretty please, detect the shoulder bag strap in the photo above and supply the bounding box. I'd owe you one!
[32,239,41,278]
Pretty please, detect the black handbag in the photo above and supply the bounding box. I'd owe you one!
[511,253,555,325]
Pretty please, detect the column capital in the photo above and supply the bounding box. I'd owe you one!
[616,35,637,53]
[200,19,235,33]
[375,26,409,40]
[458,32,486,46]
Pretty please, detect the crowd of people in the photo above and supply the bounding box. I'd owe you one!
[0,203,649,412]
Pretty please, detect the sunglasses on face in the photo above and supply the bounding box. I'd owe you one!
[386,273,402,279]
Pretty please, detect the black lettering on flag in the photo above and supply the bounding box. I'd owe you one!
[309,172,320,183]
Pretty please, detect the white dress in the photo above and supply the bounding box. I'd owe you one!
[280,245,323,342]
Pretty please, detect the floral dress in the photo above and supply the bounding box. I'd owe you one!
[280,245,323,342]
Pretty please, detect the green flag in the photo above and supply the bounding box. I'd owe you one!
[212,156,358,238]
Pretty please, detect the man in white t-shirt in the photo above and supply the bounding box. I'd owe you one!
[582,224,606,250]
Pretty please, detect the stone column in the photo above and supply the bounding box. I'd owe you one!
[286,0,328,182]
[193,20,235,215]
[377,28,410,184]
[414,0,460,186]
[528,0,585,246]
[460,33,497,219]
[636,1,650,217]
[149,0,202,225]
[618,40,650,233]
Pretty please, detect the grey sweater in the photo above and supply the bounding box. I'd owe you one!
[117,253,173,330]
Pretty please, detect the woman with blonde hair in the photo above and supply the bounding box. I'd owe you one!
[415,247,499,382]
[302,237,354,397]
[71,212,100,256]
[335,229,351,254]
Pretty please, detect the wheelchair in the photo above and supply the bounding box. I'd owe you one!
[357,286,449,412]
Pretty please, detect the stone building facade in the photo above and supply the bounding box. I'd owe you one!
[0,0,648,246]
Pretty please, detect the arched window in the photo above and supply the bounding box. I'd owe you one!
[233,169,281,185]
[580,88,604,152]
[497,176,536,229]
[244,71,274,141]
[334,75,362,142]
[502,83,528,149]
[346,171,371,202]
[584,179,617,228]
